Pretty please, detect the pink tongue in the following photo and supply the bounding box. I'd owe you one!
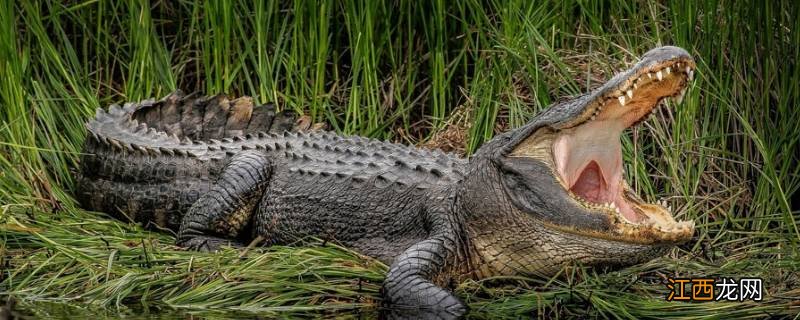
[570,161,645,223]
[570,161,609,203]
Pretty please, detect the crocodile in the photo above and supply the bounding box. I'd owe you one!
[76,46,696,317]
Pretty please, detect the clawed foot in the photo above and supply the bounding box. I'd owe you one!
[381,279,467,319]
[380,306,466,320]
[178,236,243,252]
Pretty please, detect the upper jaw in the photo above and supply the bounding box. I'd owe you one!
[553,46,696,130]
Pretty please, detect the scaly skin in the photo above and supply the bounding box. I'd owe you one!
[77,47,698,317]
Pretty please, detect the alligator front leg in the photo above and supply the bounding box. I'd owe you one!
[177,151,272,251]
[382,208,467,317]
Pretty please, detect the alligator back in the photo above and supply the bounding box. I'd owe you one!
[77,91,469,232]
[75,91,296,229]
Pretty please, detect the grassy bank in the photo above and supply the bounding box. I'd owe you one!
[1,0,798,318]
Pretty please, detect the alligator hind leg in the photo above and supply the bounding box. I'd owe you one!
[177,151,272,251]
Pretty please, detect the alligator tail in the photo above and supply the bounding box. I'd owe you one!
[75,90,296,230]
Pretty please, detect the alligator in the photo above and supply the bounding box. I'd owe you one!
[76,46,696,317]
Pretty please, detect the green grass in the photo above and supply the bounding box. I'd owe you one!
[1,0,799,318]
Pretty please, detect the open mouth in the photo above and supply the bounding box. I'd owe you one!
[514,54,696,244]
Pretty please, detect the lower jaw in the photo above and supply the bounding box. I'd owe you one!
[468,222,671,278]
[566,163,646,223]
[561,181,694,244]
[569,189,646,223]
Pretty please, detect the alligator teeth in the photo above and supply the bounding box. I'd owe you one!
[633,82,639,89]
[666,67,671,74]
[627,89,634,99]
[618,95,626,106]
[688,69,694,80]
[647,73,653,79]
[656,70,663,81]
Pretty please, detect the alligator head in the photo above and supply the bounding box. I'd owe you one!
[462,46,696,277]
